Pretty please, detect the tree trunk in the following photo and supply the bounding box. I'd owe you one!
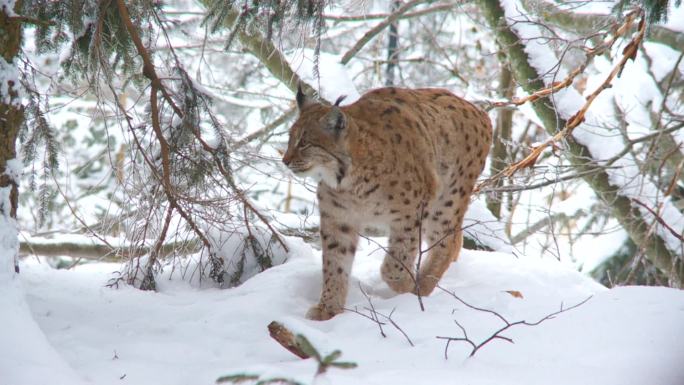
[486,60,514,219]
[0,1,23,223]
[385,0,401,86]
[476,0,683,286]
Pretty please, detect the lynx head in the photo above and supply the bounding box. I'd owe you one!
[282,85,350,187]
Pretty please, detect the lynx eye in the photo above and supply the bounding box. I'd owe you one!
[299,142,312,150]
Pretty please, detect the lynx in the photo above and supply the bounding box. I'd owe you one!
[282,86,492,320]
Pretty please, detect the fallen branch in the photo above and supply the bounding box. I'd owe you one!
[267,321,310,359]
[18,239,200,261]
[266,322,357,375]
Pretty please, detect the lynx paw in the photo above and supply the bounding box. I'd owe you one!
[383,276,415,294]
[306,303,342,321]
[414,274,439,296]
[381,264,416,294]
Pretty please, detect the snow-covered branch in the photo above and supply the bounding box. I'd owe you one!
[477,0,684,285]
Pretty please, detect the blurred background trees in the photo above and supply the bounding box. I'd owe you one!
[4,0,683,289]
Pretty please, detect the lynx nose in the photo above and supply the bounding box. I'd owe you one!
[282,152,292,166]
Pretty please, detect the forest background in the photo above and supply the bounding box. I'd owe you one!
[1,0,683,384]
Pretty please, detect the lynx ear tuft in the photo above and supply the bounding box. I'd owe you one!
[334,95,347,107]
[296,83,315,110]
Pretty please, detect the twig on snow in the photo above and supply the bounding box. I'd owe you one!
[436,287,592,358]
[347,283,415,347]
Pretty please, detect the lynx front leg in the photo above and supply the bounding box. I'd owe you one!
[307,218,359,321]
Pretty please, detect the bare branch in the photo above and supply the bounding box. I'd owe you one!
[633,199,684,243]
[324,2,457,22]
[437,287,592,358]
[340,0,430,65]
[347,284,415,347]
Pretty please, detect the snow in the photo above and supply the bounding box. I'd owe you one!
[464,198,512,252]
[0,279,88,385]
[643,42,684,83]
[0,57,23,106]
[556,0,684,33]
[1,182,87,385]
[665,4,684,32]
[4,158,22,183]
[0,0,16,16]
[287,49,361,105]
[0,192,18,279]
[203,225,290,286]
[4,1,684,384]
[4,237,683,385]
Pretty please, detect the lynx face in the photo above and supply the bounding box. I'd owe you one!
[282,101,350,188]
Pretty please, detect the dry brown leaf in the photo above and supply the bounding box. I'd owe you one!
[504,290,524,299]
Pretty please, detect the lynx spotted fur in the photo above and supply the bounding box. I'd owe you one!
[283,86,492,320]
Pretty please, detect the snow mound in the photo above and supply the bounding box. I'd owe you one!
[287,49,360,105]
[10,237,684,385]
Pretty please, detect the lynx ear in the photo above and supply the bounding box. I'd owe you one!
[334,95,347,107]
[324,106,347,137]
[296,83,315,110]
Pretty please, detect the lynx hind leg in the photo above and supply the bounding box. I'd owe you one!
[451,231,464,262]
[381,224,420,293]
[415,198,466,296]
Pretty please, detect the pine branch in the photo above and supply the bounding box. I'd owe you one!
[8,15,55,27]
[117,1,289,277]
[199,0,313,95]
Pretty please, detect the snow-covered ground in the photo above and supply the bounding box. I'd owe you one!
[2,2,684,384]
[5,236,684,385]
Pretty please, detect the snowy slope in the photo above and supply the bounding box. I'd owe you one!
[0,182,87,385]
[9,237,684,385]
